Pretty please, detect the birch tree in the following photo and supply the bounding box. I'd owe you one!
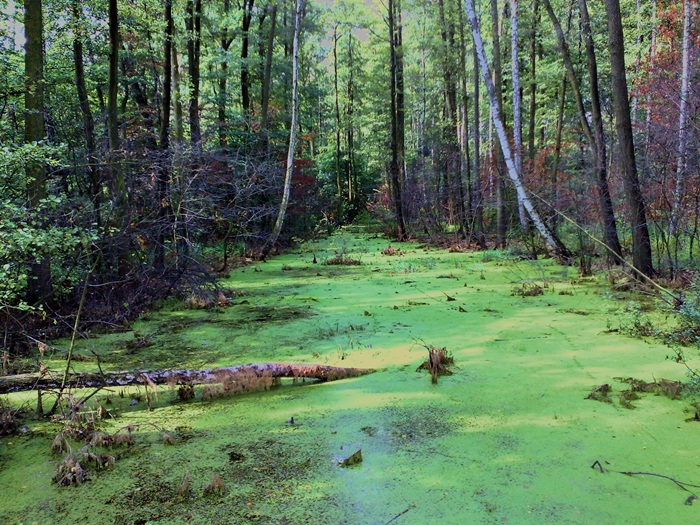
[670,0,692,240]
[464,0,570,258]
[266,0,304,254]
[511,0,526,231]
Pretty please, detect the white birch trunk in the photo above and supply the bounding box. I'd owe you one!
[269,0,304,248]
[670,0,691,238]
[465,0,564,255]
[511,0,527,231]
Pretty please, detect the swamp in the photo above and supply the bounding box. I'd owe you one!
[2,0,700,521]
[2,230,699,524]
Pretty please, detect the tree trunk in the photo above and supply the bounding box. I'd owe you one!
[25,0,52,306]
[490,0,507,247]
[527,0,539,163]
[172,39,184,144]
[72,0,100,229]
[260,4,277,139]
[605,0,653,277]
[333,24,342,200]
[0,363,375,395]
[241,0,255,130]
[266,0,304,253]
[473,42,485,247]
[551,72,566,230]
[578,0,623,262]
[186,0,202,146]
[465,0,571,258]
[346,34,356,211]
[154,0,173,270]
[389,0,407,241]
[670,0,691,241]
[218,0,235,149]
[107,0,119,155]
[511,0,527,232]
[545,0,623,262]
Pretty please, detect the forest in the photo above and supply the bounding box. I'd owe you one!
[1,0,700,523]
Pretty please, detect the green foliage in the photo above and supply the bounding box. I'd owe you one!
[0,143,97,306]
[616,301,657,338]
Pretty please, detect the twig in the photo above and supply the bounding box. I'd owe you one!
[384,504,415,525]
[48,261,95,416]
[591,460,700,502]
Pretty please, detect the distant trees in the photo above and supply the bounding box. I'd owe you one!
[2,0,699,346]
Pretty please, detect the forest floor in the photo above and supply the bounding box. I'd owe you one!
[1,229,699,524]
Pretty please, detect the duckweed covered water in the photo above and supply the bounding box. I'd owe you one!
[1,230,698,524]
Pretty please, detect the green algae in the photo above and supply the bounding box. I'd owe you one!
[2,230,700,524]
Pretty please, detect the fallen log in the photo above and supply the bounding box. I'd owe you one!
[0,363,375,394]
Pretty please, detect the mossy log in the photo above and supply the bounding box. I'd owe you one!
[0,363,375,394]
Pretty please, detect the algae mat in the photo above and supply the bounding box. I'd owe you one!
[1,231,698,524]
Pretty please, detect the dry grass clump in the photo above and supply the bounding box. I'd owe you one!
[0,403,21,436]
[448,242,479,253]
[511,282,544,297]
[203,473,226,497]
[202,369,280,400]
[381,245,405,256]
[183,287,231,309]
[324,255,361,266]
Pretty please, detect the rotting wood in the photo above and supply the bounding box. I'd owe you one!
[0,363,376,394]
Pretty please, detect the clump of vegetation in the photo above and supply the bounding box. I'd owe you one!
[324,255,361,266]
[0,401,21,436]
[416,345,454,384]
[587,378,685,410]
[617,301,657,337]
[177,384,195,401]
[511,282,544,297]
[203,473,226,497]
[586,383,612,403]
[381,245,405,256]
[183,286,231,310]
[52,453,90,486]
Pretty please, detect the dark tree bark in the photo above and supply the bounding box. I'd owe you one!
[186,0,202,146]
[172,39,184,144]
[437,0,465,230]
[333,24,342,199]
[605,0,653,276]
[217,0,235,149]
[388,0,407,241]
[72,0,100,229]
[578,0,623,262]
[527,0,539,163]
[107,0,119,155]
[544,0,623,263]
[260,4,277,138]
[154,0,174,270]
[25,0,52,305]
[241,0,255,130]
